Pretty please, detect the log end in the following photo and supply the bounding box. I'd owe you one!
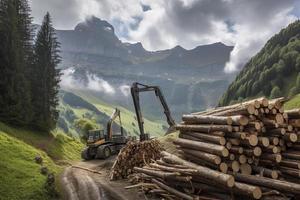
[249,135,258,146]
[222,148,229,157]
[219,162,228,174]
[253,187,262,200]
[227,176,235,188]
[254,147,262,157]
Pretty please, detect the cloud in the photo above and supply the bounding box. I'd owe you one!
[120,85,131,97]
[60,68,115,94]
[29,0,299,72]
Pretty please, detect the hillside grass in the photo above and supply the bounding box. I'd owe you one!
[0,131,59,200]
[285,93,300,110]
[0,122,84,200]
[74,91,166,137]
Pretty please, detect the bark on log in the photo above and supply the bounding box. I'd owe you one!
[174,138,229,157]
[181,132,226,145]
[176,124,233,133]
[232,172,300,194]
[179,147,222,165]
[285,109,300,119]
[252,166,279,179]
[161,151,235,188]
[182,115,248,126]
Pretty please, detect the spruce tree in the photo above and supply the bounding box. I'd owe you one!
[32,12,61,131]
[0,0,33,126]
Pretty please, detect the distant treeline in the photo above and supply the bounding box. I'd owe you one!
[0,0,60,131]
[219,20,300,106]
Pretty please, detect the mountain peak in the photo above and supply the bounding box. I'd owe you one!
[74,16,115,33]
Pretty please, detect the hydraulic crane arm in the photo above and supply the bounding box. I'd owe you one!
[131,82,176,141]
[106,108,123,140]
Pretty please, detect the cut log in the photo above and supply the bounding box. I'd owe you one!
[182,115,248,126]
[161,151,235,188]
[269,137,279,145]
[263,145,280,154]
[174,138,229,157]
[179,147,222,165]
[226,132,247,139]
[229,146,243,154]
[260,153,282,163]
[258,137,270,147]
[182,132,226,145]
[282,152,300,160]
[233,182,262,199]
[243,147,262,157]
[279,166,300,177]
[268,97,286,109]
[282,132,298,143]
[232,172,300,194]
[280,159,300,169]
[133,167,180,179]
[176,124,233,133]
[229,161,240,172]
[238,155,247,164]
[240,135,258,146]
[252,166,279,179]
[285,109,300,119]
[240,163,252,175]
[149,163,198,174]
[219,162,228,173]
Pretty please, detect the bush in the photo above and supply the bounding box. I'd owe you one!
[270,86,282,99]
[74,118,99,140]
[289,87,298,98]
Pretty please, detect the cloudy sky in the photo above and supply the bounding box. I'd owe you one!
[29,0,300,72]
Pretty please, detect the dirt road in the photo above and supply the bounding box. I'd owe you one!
[59,157,148,200]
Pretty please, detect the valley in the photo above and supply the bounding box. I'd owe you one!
[57,17,236,121]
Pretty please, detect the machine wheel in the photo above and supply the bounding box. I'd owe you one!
[103,147,111,158]
[96,145,111,159]
[81,147,94,160]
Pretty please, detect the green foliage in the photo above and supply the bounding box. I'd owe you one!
[270,86,282,99]
[0,0,34,126]
[219,20,300,106]
[74,118,99,140]
[31,13,61,131]
[288,87,298,98]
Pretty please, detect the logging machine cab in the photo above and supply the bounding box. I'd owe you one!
[81,108,132,160]
[131,82,176,141]
[86,129,105,145]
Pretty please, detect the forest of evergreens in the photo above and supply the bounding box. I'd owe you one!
[219,20,300,106]
[0,0,60,131]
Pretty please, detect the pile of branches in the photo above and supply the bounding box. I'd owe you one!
[110,140,164,180]
[126,97,300,200]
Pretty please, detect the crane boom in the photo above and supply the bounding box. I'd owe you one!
[106,108,123,140]
[131,82,176,141]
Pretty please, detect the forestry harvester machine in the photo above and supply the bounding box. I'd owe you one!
[130,82,176,141]
[81,108,132,160]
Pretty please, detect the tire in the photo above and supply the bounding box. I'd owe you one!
[81,147,94,160]
[103,147,111,159]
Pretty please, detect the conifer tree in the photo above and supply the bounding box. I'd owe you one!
[32,12,61,131]
[0,0,33,126]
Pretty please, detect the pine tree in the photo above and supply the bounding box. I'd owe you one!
[0,0,33,126]
[31,12,61,131]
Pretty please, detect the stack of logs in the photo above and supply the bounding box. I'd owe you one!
[110,140,163,180]
[129,97,300,199]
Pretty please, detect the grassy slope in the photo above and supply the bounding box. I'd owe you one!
[0,122,84,200]
[284,93,300,109]
[74,91,165,137]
